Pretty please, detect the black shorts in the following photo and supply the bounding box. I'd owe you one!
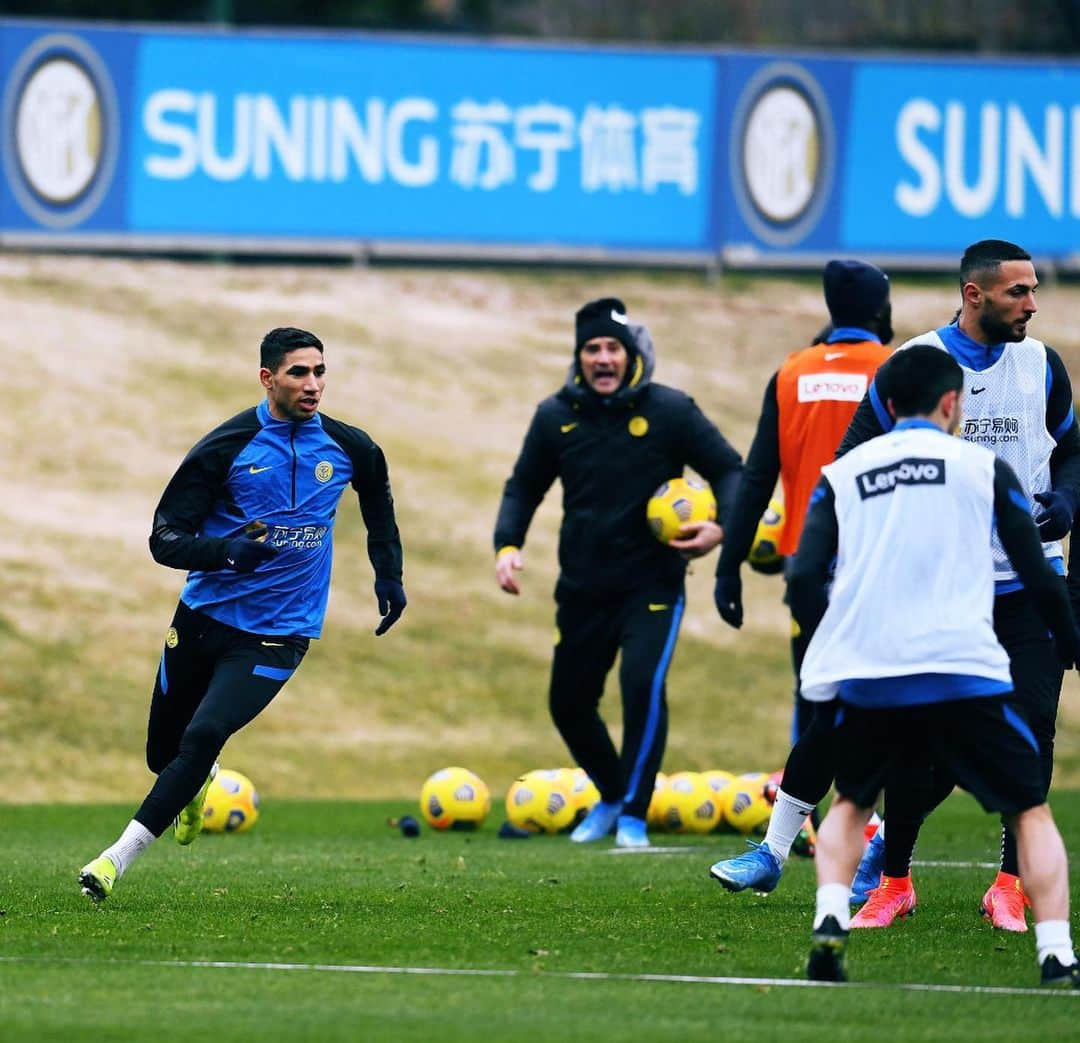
[833,695,1045,816]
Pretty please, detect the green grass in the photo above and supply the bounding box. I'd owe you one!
[2,793,1078,1041]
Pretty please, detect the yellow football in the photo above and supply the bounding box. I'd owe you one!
[646,477,717,544]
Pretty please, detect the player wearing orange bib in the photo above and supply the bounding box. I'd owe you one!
[710,260,892,893]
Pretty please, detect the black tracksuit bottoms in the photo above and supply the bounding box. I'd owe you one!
[135,600,308,837]
[548,583,685,821]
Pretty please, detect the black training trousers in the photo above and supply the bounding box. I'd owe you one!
[548,583,685,820]
[877,583,1064,876]
[135,600,308,836]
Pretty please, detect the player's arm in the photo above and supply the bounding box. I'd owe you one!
[714,373,780,576]
[351,442,404,585]
[323,418,405,634]
[785,476,839,643]
[149,423,254,572]
[1037,347,1080,539]
[670,394,743,559]
[834,356,897,459]
[679,395,744,528]
[994,457,1080,663]
[352,440,406,635]
[321,418,404,584]
[493,406,560,593]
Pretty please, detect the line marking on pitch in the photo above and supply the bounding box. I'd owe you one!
[1,956,1075,998]
[605,846,699,855]
[604,848,998,869]
[912,860,998,869]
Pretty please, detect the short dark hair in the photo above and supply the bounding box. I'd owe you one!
[960,239,1031,287]
[887,344,963,418]
[260,327,323,372]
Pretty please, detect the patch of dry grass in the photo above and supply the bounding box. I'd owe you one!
[2,254,1078,800]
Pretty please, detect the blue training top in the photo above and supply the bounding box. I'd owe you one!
[149,400,402,638]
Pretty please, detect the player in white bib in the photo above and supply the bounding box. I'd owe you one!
[708,240,1080,914]
[791,345,1080,986]
[837,240,1080,930]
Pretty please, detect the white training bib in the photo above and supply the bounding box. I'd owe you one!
[800,425,1012,703]
[896,331,1059,582]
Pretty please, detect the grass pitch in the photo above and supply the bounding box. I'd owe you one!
[2,793,1078,1041]
[3,254,1080,802]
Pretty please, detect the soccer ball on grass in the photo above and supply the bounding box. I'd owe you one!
[654,771,722,834]
[505,770,576,834]
[202,768,260,833]
[419,767,491,830]
[722,772,773,835]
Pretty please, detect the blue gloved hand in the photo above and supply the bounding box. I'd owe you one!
[714,572,743,629]
[223,535,279,573]
[375,579,407,635]
[1034,488,1079,541]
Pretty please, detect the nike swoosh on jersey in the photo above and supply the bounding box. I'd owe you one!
[971,386,987,394]
[249,465,273,474]
[648,603,669,612]
[561,422,579,433]
[824,352,846,361]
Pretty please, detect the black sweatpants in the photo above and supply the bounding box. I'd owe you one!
[879,584,1064,876]
[790,614,814,742]
[135,600,308,836]
[548,583,685,820]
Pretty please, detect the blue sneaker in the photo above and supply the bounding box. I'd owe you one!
[615,814,649,848]
[709,840,783,893]
[571,800,622,843]
[850,829,885,906]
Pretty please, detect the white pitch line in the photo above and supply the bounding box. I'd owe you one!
[604,848,998,869]
[1,956,1075,998]
[912,860,998,869]
[605,846,699,855]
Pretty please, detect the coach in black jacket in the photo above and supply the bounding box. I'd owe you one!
[493,298,742,847]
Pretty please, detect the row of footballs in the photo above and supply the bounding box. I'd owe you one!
[420,766,780,836]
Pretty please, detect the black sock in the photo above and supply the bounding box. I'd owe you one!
[883,817,919,878]
[1000,821,1020,876]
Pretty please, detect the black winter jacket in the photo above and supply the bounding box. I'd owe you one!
[494,325,742,597]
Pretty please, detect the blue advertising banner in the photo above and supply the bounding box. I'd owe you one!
[714,50,1080,265]
[0,23,139,233]
[841,60,1080,256]
[715,52,855,260]
[0,22,717,254]
[7,21,1080,267]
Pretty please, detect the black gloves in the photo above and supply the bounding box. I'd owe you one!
[375,579,407,635]
[714,572,743,629]
[223,535,279,573]
[1034,489,1079,541]
[1053,625,1080,670]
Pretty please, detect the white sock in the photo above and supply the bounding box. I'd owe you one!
[763,789,816,863]
[101,820,156,878]
[814,883,851,931]
[873,817,884,841]
[1035,920,1077,966]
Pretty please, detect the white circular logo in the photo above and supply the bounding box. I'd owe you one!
[16,57,102,205]
[729,63,834,248]
[2,34,119,229]
[742,86,819,224]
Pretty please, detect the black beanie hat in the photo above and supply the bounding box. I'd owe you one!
[823,260,890,326]
[575,297,636,354]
